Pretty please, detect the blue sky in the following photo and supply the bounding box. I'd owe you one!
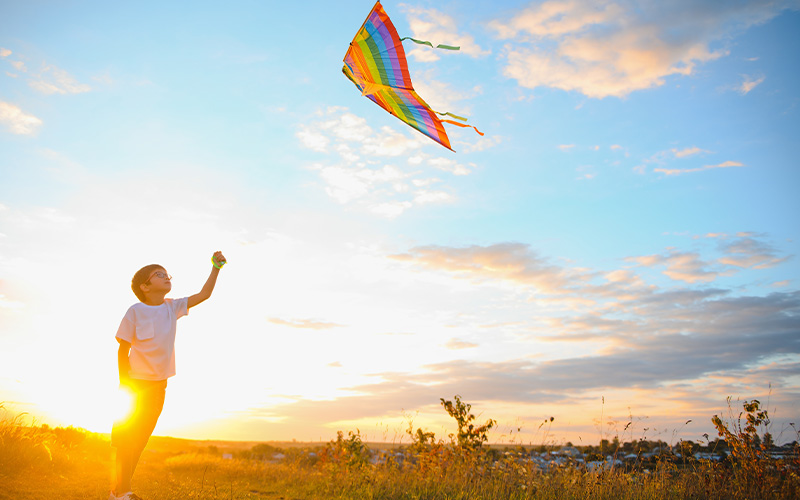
[1,0,798,446]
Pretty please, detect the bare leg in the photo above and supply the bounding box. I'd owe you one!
[114,446,134,494]
[112,380,166,496]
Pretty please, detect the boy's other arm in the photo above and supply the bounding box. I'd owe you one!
[188,251,225,309]
[117,339,131,385]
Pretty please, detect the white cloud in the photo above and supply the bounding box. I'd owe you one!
[428,157,470,175]
[0,101,43,135]
[297,107,475,217]
[362,126,425,157]
[460,135,501,153]
[329,113,373,142]
[0,48,12,58]
[370,201,413,218]
[406,47,439,63]
[412,178,442,188]
[414,190,453,205]
[296,125,330,152]
[490,0,791,98]
[318,166,372,204]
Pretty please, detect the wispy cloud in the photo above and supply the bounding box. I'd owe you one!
[671,146,709,158]
[445,338,478,350]
[737,74,766,94]
[629,234,791,281]
[489,0,791,98]
[0,101,43,135]
[268,317,345,330]
[1,49,91,95]
[427,157,471,176]
[655,160,744,176]
[630,250,720,283]
[717,235,791,269]
[635,144,742,175]
[29,65,91,95]
[391,243,583,296]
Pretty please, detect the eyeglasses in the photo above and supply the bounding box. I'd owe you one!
[146,271,172,283]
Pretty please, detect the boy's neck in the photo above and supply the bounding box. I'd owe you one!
[142,294,167,306]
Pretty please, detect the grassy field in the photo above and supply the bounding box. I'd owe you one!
[1,399,798,500]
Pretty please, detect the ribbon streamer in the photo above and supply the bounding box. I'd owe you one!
[400,37,460,51]
[441,119,484,136]
[437,111,468,122]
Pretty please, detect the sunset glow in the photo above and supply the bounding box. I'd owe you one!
[1,1,798,447]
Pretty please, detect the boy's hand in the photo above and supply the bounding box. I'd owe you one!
[212,251,227,269]
[190,251,226,308]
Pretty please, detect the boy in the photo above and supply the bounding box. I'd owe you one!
[110,251,226,500]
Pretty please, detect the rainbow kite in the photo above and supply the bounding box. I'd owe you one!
[342,1,482,152]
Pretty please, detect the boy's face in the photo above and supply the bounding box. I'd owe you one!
[142,268,172,295]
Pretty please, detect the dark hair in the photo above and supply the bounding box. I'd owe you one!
[131,264,165,302]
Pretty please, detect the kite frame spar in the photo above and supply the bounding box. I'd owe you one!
[342,1,461,151]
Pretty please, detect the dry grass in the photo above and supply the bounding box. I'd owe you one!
[1,399,798,500]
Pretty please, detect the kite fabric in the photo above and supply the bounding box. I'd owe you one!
[342,1,482,151]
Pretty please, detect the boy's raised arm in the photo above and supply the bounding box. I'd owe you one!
[188,251,226,309]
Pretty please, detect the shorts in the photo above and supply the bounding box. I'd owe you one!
[111,378,167,449]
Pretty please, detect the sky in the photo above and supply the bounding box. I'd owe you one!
[1,0,799,448]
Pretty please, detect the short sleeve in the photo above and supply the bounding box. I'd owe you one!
[172,297,189,319]
[116,308,136,343]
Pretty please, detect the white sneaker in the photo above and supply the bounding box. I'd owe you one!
[115,493,143,500]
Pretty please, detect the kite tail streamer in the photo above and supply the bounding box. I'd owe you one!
[400,37,460,51]
[437,111,468,122]
[442,119,484,136]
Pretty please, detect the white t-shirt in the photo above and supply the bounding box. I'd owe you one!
[116,297,189,381]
